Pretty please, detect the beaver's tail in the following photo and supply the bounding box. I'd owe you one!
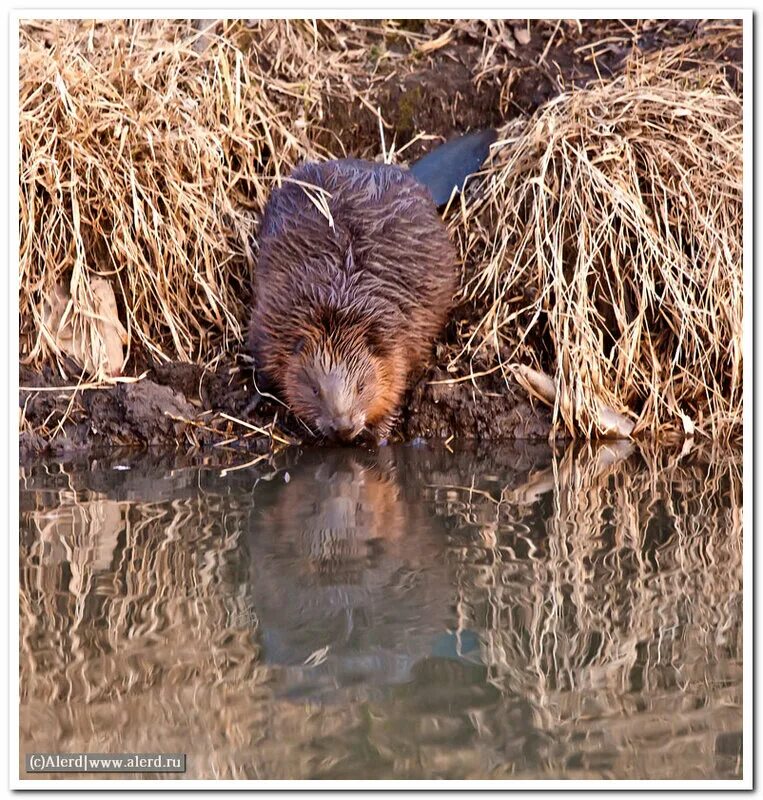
[409,128,497,208]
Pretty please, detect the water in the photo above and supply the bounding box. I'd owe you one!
[19,442,743,781]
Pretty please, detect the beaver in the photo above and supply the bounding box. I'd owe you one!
[249,130,496,442]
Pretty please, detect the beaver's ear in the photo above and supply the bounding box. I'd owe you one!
[364,326,391,358]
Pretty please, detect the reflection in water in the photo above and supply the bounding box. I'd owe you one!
[19,443,742,780]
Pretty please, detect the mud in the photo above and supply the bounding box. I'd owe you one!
[20,367,198,459]
[402,367,552,441]
[20,356,553,460]
[19,19,733,458]
[314,19,717,160]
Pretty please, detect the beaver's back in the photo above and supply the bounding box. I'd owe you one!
[250,159,458,384]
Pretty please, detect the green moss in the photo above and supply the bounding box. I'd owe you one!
[396,85,421,132]
[369,42,385,64]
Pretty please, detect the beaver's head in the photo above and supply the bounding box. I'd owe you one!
[282,321,406,442]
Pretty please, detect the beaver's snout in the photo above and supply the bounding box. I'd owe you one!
[332,417,355,441]
[314,375,366,442]
[324,416,362,443]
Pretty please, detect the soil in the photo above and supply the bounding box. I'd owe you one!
[19,18,737,460]
[20,356,553,460]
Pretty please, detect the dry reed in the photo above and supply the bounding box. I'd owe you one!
[19,19,310,377]
[451,58,743,440]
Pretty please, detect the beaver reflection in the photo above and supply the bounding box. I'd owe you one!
[264,450,405,579]
[246,448,453,689]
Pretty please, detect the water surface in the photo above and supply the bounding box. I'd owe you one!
[19,442,743,780]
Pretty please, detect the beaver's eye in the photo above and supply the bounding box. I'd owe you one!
[311,384,320,397]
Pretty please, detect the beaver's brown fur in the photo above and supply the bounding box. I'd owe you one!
[249,159,458,442]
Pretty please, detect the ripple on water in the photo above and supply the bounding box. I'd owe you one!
[19,442,743,780]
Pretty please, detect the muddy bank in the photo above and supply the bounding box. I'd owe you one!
[310,19,727,161]
[19,359,554,461]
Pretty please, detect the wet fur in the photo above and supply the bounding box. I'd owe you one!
[249,159,458,440]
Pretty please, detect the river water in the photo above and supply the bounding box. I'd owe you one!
[19,441,743,780]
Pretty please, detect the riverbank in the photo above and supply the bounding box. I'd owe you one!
[19,19,743,455]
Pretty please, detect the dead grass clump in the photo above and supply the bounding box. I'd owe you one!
[453,61,743,440]
[19,19,309,378]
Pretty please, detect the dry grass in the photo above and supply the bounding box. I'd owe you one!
[451,56,743,440]
[19,19,312,376]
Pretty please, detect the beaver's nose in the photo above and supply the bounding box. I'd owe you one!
[330,416,356,442]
